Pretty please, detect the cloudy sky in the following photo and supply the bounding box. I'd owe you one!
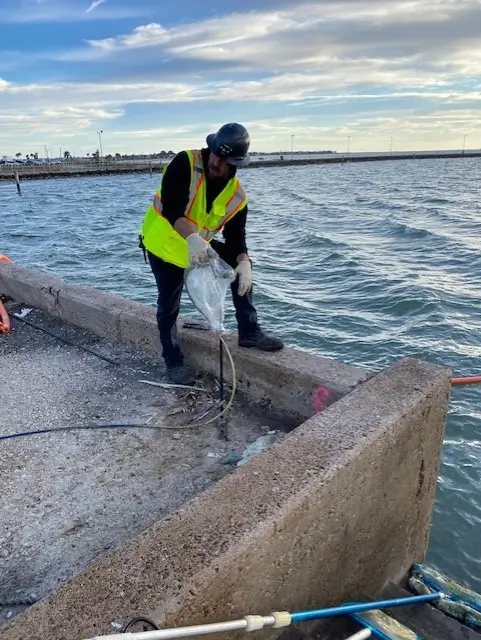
[1,0,480,156]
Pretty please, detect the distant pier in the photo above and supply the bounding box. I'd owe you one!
[0,149,480,181]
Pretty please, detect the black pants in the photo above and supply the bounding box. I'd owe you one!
[148,240,259,366]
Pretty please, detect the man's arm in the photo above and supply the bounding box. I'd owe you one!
[222,205,248,262]
[160,151,197,238]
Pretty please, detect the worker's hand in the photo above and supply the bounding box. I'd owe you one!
[186,233,215,266]
[235,260,253,296]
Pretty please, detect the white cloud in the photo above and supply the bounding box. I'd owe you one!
[0,0,146,23]
[50,0,481,98]
[2,0,481,154]
[81,0,480,63]
[86,0,107,14]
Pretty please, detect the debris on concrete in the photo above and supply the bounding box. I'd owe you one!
[138,379,207,392]
[236,432,282,467]
[222,451,243,465]
[12,307,32,320]
[111,621,123,630]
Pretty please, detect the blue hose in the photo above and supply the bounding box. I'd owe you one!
[290,592,442,622]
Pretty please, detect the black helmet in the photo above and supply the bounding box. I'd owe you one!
[206,123,250,166]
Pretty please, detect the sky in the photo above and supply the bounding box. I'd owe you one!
[0,0,480,157]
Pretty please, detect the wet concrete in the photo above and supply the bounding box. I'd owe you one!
[0,305,292,625]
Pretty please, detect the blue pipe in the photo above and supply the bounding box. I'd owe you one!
[290,592,442,622]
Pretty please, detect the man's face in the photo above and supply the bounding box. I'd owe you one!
[208,152,230,179]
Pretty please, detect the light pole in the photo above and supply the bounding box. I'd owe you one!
[390,137,393,154]
[97,130,104,162]
[291,134,295,155]
[462,133,467,154]
[347,136,351,154]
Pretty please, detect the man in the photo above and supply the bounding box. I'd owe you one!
[140,122,284,385]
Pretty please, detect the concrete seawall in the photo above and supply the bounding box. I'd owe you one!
[0,264,367,418]
[0,263,452,640]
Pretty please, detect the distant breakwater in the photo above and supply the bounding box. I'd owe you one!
[1,150,480,182]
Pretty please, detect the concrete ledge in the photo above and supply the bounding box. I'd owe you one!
[0,263,369,418]
[1,357,451,640]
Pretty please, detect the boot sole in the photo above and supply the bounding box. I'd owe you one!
[238,341,284,352]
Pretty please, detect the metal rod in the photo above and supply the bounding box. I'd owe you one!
[90,618,250,640]
[218,336,228,440]
[219,337,224,405]
[87,592,442,640]
[290,592,442,623]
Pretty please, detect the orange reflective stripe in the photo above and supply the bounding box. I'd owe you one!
[185,151,205,220]
[213,187,247,231]
[152,192,163,216]
[186,174,204,220]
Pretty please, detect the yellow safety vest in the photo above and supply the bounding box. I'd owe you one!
[140,150,247,268]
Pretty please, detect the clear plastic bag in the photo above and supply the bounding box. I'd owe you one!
[184,256,235,333]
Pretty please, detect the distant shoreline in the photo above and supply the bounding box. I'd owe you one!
[0,150,479,182]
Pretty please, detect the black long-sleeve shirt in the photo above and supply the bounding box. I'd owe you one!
[160,148,248,257]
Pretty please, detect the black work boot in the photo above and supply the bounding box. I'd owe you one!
[165,363,196,386]
[238,328,284,352]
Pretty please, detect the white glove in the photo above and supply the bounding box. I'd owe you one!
[186,233,215,266]
[235,260,253,296]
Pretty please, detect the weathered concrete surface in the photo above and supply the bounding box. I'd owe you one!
[0,307,284,627]
[1,356,451,640]
[0,263,370,418]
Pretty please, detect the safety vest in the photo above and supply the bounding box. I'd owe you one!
[140,150,247,268]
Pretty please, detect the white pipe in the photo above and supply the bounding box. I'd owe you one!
[87,615,278,640]
[345,629,371,640]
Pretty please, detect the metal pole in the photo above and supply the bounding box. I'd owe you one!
[14,171,21,196]
[218,337,227,440]
[98,130,104,162]
[219,337,224,405]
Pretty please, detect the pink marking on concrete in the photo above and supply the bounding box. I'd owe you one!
[312,385,331,413]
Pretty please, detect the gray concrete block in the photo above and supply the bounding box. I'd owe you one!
[118,303,160,356]
[2,357,451,640]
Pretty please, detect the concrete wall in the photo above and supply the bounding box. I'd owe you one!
[0,264,452,640]
[0,263,368,418]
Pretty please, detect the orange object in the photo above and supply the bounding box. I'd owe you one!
[0,254,12,264]
[451,376,481,386]
[0,300,10,333]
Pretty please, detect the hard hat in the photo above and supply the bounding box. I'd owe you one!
[206,123,250,166]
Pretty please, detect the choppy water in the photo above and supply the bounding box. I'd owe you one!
[2,158,481,592]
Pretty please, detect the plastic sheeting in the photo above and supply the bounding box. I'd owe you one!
[184,257,235,333]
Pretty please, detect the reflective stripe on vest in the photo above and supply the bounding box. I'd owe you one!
[140,150,247,268]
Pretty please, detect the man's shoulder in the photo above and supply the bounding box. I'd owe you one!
[164,150,191,173]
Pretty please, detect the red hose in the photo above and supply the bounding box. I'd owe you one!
[451,376,481,386]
